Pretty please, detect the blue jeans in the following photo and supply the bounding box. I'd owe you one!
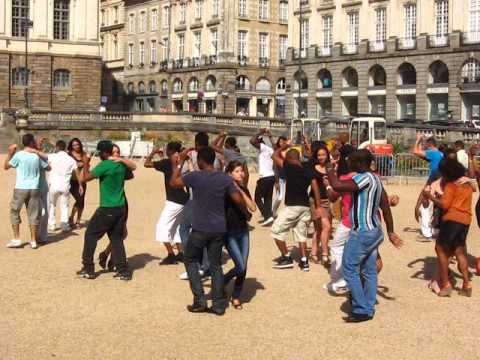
[342,227,384,317]
[224,229,250,299]
[179,201,209,272]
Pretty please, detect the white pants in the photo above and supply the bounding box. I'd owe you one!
[48,184,70,226]
[329,223,351,285]
[420,202,433,238]
[156,201,185,244]
[272,178,286,218]
[39,186,49,242]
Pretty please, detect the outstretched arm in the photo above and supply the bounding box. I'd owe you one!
[380,189,403,249]
[413,134,426,159]
[326,164,358,193]
[211,130,227,154]
[4,144,17,170]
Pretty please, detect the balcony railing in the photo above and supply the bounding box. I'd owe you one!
[428,34,449,48]
[463,31,480,44]
[174,59,184,69]
[369,41,386,53]
[190,57,201,67]
[316,46,332,57]
[397,37,417,50]
[279,58,286,66]
[238,55,248,66]
[259,57,269,67]
[293,48,307,59]
[342,43,358,55]
[209,55,218,65]
[160,60,168,70]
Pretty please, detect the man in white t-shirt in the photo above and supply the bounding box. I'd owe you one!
[250,129,275,226]
[47,140,81,232]
[455,140,469,170]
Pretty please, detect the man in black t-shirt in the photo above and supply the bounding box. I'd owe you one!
[270,144,321,272]
[145,142,189,264]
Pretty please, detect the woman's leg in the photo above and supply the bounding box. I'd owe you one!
[232,231,250,300]
[311,220,321,259]
[320,216,332,257]
[454,245,471,289]
[435,243,452,289]
[225,231,248,300]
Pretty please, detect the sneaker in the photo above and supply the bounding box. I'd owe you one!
[178,269,207,280]
[323,282,349,295]
[60,222,71,232]
[113,271,132,281]
[159,253,178,265]
[6,239,22,248]
[299,258,310,272]
[48,224,57,232]
[76,268,96,279]
[260,217,274,226]
[30,241,38,249]
[179,271,189,280]
[272,255,294,269]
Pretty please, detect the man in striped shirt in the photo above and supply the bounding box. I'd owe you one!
[327,149,403,323]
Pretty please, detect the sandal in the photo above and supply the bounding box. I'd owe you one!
[459,287,473,297]
[309,254,320,264]
[231,299,243,310]
[321,255,331,268]
[437,285,452,297]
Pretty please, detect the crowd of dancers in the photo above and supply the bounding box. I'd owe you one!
[4,130,480,322]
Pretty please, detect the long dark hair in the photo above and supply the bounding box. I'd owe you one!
[225,160,244,174]
[68,138,84,154]
[313,145,330,166]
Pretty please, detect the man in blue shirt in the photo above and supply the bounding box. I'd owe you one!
[413,134,444,179]
[4,134,49,249]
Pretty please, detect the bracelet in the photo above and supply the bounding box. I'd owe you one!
[326,185,333,191]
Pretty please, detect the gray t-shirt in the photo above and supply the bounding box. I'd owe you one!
[223,148,247,167]
[182,170,238,233]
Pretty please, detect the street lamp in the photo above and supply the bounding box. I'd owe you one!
[297,0,307,118]
[23,17,34,109]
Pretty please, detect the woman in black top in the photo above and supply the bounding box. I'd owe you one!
[224,160,256,309]
[68,138,89,228]
[309,145,333,267]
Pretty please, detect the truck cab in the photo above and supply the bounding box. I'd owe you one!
[350,116,393,155]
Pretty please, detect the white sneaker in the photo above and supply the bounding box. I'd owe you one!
[323,281,348,294]
[60,223,71,232]
[30,241,38,249]
[178,269,205,280]
[6,239,22,248]
[260,217,274,226]
[48,224,57,232]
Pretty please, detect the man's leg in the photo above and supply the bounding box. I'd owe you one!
[262,176,275,220]
[82,208,114,272]
[361,246,380,316]
[207,233,227,312]
[9,189,25,242]
[38,186,49,242]
[48,188,59,228]
[26,190,41,245]
[107,207,129,274]
[254,178,267,220]
[59,190,70,227]
[184,231,208,307]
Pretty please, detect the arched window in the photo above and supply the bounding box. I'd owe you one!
[293,71,308,91]
[205,75,216,91]
[317,69,332,89]
[236,75,250,90]
[11,67,30,86]
[255,77,271,91]
[461,58,480,83]
[429,61,449,84]
[368,65,386,87]
[161,80,168,95]
[189,77,199,92]
[398,62,416,85]
[53,69,71,88]
[127,82,134,94]
[138,81,145,94]
[276,78,286,92]
[173,78,183,92]
[342,67,358,88]
[149,80,156,93]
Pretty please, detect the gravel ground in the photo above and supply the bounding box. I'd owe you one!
[1,158,479,360]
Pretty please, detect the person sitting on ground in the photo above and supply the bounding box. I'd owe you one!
[423,158,475,297]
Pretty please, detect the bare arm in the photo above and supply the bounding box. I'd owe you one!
[326,164,358,193]
[272,145,289,169]
[3,144,17,170]
[211,131,226,154]
[80,164,96,183]
[144,146,162,168]
[229,190,249,217]
[380,189,403,248]
[250,129,265,149]
[468,145,479,186]
[238,187,256,212]
[413,134,426,159]
[169,149,190,188]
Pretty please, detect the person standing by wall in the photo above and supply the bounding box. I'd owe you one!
[68,138,90,229]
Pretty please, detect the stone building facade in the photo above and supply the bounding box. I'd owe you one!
[285,0,480,123]
[0,0,101,112]
[118,0,288,117]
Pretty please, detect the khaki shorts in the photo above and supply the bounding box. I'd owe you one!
[271,206,311,243]
[10,189,41,226]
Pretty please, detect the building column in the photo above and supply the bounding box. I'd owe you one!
[250,96,257,116]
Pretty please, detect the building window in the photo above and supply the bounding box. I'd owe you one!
[11,67,30,86]
[300,18,309,55]
[53,0,70,40]
[180,3,186,23]
[211,29,218,56]
[177,34,185,59]
[114,6,119,23]
[259,32,269,59]
[149,80,156,93]
[151,40,157,63]
[12,0,29,37]
[100,35,106,58]
[279,1,288,23]
[162,38,169,60]
[163,6,170,28]
[259,0,269,20]
[128,43,134,65]
[436,0,448,37]
[139,42,145,64]
[127,82,134,94]
[139,11,146,32]
[322,15,333,49]
[375,8,386,43]
[194,31,202,58]
[348,11,359,45]
[114,35,119,59]
[129,13,135,33]
[173,79,183,92]
[101,9,105,26]
[279,35,288,60]
[462,58,480,83]
[138,81,145,95]
[238,30,248,58]
[404,3,416,39]
[151,8,158,31]
[53,69,70,88]
[469,0,480,38]
[213,0,219,17]
[189,78,199,92]
[239,0,247,17]
[195,0,203,20]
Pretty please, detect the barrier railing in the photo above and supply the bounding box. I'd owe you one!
[374,153,430,183]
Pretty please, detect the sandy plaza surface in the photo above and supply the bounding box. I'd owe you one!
[1,155,480,360]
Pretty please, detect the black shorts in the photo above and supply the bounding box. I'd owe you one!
[437,221,469,252]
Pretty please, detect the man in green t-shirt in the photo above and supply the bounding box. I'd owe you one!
[77,140,132,281]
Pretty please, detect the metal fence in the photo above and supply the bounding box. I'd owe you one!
[373,153,430,183]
